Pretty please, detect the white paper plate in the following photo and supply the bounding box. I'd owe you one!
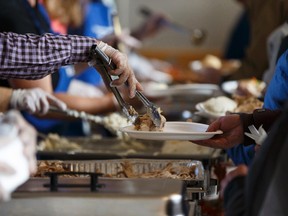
[144,83,220,98]
[121,122,222,141]
[221,80,238,95]
[221,80,266,97]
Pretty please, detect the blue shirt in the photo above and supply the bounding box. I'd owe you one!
[227,49,288,165]
[264,49,288,110]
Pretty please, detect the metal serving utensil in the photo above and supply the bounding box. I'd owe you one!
[89,45,162,127]
[48,106,128,136]
[49,106,103,123]
[139,7,206,46]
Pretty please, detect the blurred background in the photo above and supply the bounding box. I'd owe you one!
[117,0,243,64]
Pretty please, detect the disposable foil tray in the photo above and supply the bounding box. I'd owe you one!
[38,159,204,181]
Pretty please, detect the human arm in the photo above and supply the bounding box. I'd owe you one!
[191,114,244,149]
[0,32,142,97]
[9,77,117,116]
[0,86,66,114]
[191,109,282,149]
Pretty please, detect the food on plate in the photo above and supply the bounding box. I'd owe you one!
[128,106,138,116]
[134,108,166,131]
[236,78,266,98]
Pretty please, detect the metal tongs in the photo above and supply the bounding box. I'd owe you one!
[89,44,162,127]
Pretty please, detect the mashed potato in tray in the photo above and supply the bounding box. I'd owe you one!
[199,96,237,115]
[196,95,263,118]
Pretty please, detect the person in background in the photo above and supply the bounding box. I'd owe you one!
[225,19,288,166]
[220,102,288,216]
[225,0,288,81]
[190,105,286,214]
[223,0,250,60]
[262,20,288,85]
[67,0,171,85]
[198,0,288,84]
[40,0,83,35]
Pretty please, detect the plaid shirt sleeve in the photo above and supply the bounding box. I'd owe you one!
[0,32,98,80]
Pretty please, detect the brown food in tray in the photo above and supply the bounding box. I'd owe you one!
[117,161,197,180]
[34,161,71,177]
[233,95,263,113]
[235,78,266,98]
[34,160,200,181]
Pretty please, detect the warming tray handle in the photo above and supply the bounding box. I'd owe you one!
[44,172,104,192]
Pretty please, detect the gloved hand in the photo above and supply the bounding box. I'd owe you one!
[0,110,37,174]
[97,41,143,98]
[9,88,67,115]
[0,110,37,201]
[0,162,15,201]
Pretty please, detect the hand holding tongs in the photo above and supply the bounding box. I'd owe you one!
[89,45,162,127]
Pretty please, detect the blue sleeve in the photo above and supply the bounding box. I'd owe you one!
[228,51,288,166]
[227,144,255,166]
[264,50,288,110]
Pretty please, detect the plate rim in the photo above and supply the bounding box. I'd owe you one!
[120,121,223,136]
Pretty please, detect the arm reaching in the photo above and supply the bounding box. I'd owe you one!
[10,88,67,115]
[191,114,244,149]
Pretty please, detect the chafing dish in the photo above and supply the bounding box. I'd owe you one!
[37,136,223,162]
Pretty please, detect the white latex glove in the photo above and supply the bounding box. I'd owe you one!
[9,88,67,115]
[0,162,15,201]
[97,41,143,98]
[0,110,37,174]
[0,111,37,201]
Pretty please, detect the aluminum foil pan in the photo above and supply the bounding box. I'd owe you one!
[37,159,204,181]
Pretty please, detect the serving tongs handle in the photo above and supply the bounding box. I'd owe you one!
[90,45,162,127]
[89,45,137,123]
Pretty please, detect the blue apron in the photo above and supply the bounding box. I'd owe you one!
[21,1,86,136]
[73,1,114,86]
